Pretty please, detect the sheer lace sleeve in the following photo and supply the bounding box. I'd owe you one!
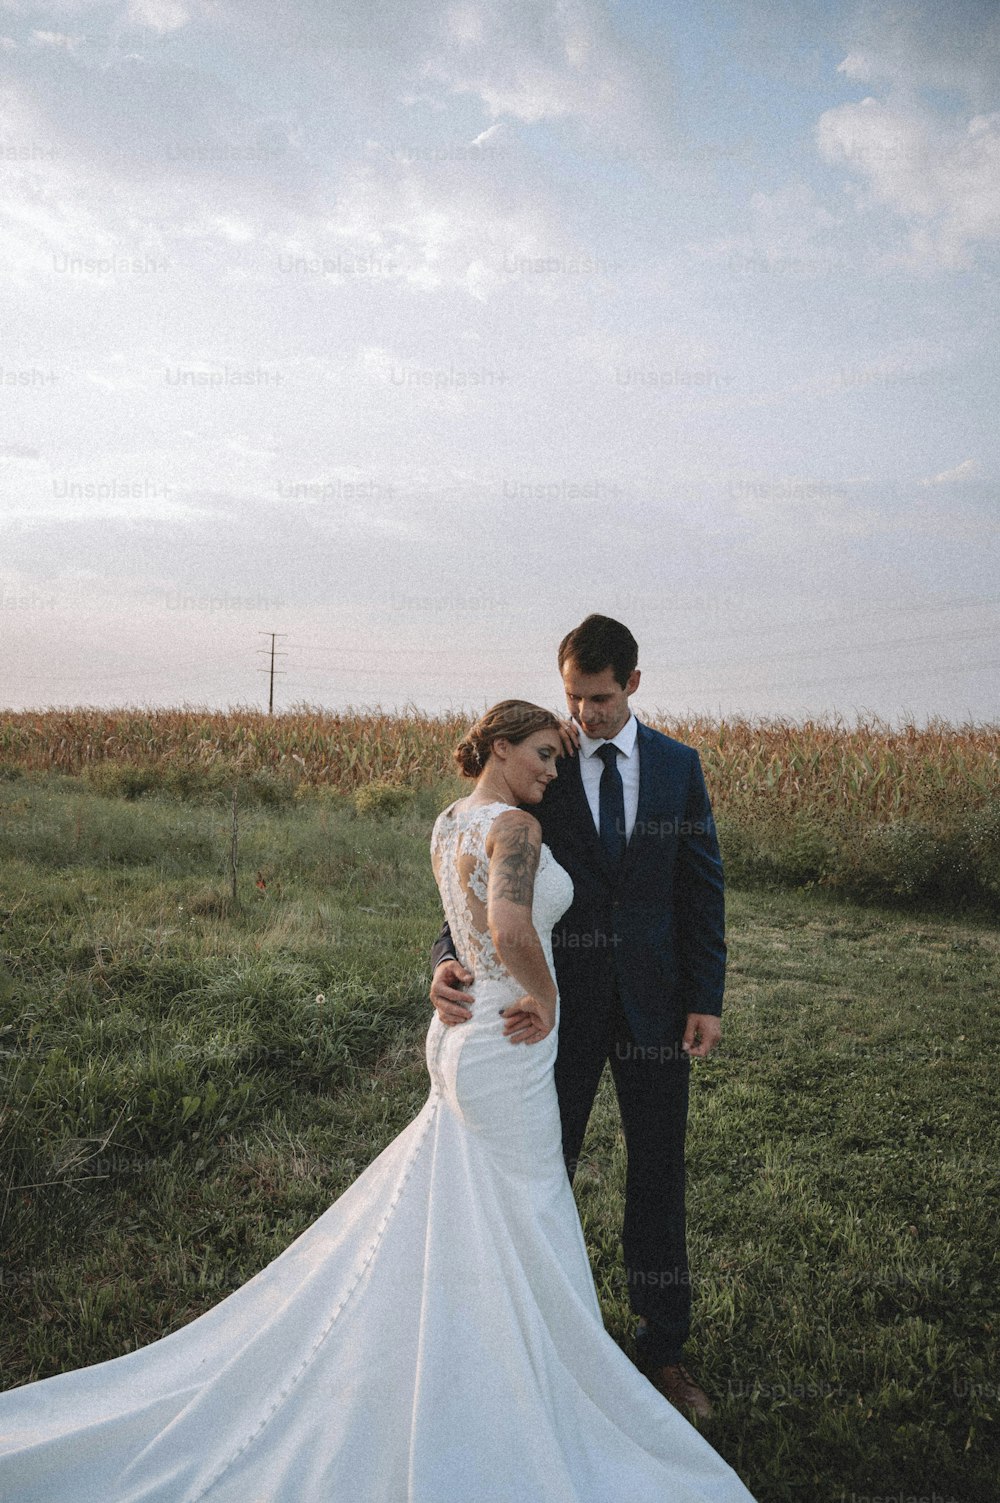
[431,802,519,984]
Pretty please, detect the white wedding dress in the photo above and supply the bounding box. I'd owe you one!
[0,799,757,1502]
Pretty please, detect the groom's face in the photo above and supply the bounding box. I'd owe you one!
[560,660,640,741]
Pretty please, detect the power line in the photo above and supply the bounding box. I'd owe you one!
[643,624,1000,673]
[643,595,1000,639]
[682,655,1000,696]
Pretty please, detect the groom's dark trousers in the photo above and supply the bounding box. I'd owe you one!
[431,720,726,1366]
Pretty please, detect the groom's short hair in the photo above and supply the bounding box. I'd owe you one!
[558,614,639,688]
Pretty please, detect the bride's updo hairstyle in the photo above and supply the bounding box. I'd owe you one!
[455,700,561,779]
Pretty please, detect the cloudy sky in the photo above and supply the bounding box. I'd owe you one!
[2,0,998,723]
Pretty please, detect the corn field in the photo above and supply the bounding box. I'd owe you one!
[0,705,465,791]
[1,705,997,831]
[686,714,1000,827]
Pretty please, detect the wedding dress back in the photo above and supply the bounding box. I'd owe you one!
[430,796,568,990]
[0,799,757,1503]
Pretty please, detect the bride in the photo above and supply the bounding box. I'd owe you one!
[0,700,757,1502]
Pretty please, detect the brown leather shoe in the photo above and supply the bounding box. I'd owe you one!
[643,1361,714,1420]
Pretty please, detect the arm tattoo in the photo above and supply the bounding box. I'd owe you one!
[493,823,540,906]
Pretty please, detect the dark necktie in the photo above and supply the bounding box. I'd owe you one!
[597,742,626,867]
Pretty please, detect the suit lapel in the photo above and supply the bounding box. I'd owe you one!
[545,721,655,885]
[559,743,617,880]
[619,720,655,883]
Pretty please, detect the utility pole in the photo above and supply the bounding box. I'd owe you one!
[257,632,288,714]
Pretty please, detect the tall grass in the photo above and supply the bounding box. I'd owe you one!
[2,705,995,816]
[0,704,465,789]
[1,706,997,909]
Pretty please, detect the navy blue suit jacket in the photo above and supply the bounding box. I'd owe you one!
[431,721,726,1047]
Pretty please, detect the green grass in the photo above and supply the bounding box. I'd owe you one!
[1,773,997,1502]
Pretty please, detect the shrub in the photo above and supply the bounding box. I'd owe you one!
[241,769,298,810]
[961,800,1000,901]
[353,779,413,817]
[160,763,231,802]
[83,762,162,800]
[857,821,947,900]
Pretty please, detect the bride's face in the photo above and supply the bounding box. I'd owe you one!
[493,729,560,803]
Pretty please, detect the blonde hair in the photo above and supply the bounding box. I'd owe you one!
[454,700,561,779]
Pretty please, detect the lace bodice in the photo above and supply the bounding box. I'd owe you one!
[430,800,574,989]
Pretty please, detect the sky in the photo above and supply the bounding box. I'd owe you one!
[2,0,998,724]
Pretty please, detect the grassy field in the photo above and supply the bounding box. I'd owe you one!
[1,768,998,1502]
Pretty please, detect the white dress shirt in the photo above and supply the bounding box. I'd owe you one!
[576,712,640,843]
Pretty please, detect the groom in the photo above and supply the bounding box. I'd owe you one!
[430,614,726,1419]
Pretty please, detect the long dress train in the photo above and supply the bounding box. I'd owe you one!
[0,799,757,1502]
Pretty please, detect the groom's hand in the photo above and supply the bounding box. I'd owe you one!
[682,1013,722,1059]
[430,959,475,1025]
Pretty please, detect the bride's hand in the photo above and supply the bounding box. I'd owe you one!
[499,993,556,1045]
[555,716,580,757]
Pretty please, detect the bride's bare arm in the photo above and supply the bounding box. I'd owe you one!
[485,811,557,1044]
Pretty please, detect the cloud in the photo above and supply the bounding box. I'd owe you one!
[816,98,1000,265]
[198,0,439,68]
[919,458,985,487]
[817,2,1000,265]
[0,41,320,294]
[420,0,667,147]
[836,0,1000,112]
[469,121,504,148]
[2,45,301,186]
[0,2,646,307]
[124,0,191,33]
[0,1,99,13]
[690,181,847,280]
[29,29,83,49]
[320,149,600,300]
